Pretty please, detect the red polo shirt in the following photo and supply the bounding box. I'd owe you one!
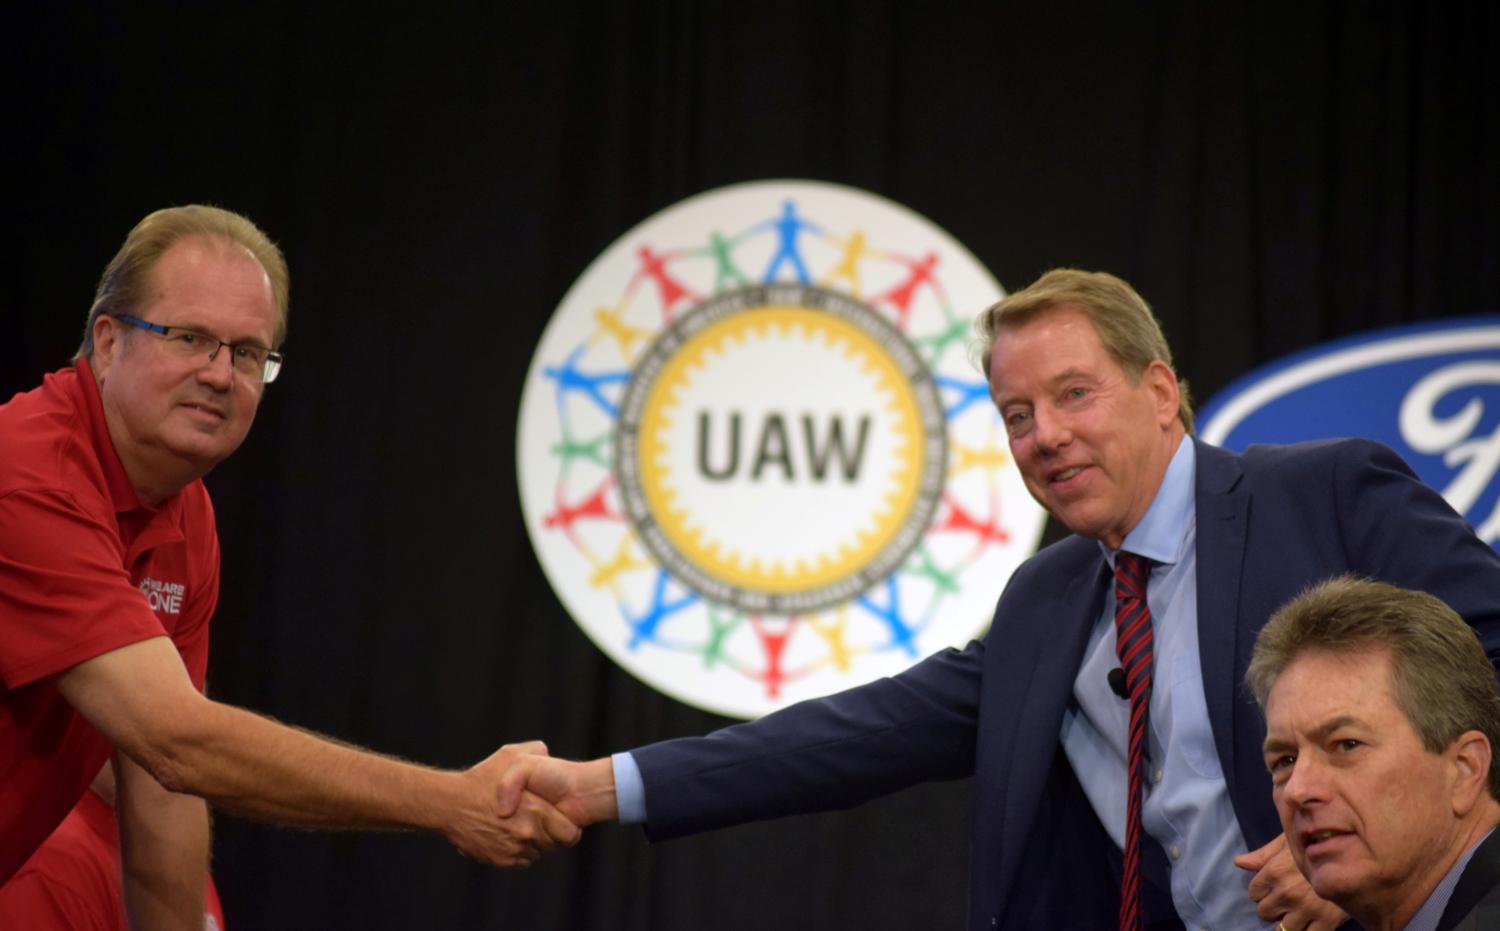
[0,789,227,930]
[0,360,217,885]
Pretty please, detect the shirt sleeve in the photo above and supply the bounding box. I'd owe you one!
[0,489,167,689]
[612,752,647,823]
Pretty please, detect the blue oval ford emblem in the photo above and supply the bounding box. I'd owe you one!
[1198,316,1500,551]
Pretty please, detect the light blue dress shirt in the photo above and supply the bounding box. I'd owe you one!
[1060,438,1264,930]
[614,751,646,823]
[617,439,1263,929]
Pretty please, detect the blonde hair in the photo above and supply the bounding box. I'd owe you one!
[976,268,1193,433]
[78,204,289,357]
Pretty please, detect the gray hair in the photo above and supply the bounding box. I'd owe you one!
[1248,576,1500,799]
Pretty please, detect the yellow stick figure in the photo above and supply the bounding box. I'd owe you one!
[818,230,872,297]
[589,534,648,596]
[807,609,857,672]
[591,306,653,360]
[951,438,1010,476]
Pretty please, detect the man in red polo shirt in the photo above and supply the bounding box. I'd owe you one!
[0,206,576,928]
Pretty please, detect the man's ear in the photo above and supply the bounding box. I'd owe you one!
[1449,730,1493,817]
[1142,359,1181,428]
[91,315,121,380]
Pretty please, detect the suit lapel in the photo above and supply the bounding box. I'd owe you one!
[1192,440,1250,801]
[993,550,1112,909]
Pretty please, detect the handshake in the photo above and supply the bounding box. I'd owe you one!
[441,742,619,868]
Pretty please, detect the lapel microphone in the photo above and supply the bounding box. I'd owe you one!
[1107,667,1129,700]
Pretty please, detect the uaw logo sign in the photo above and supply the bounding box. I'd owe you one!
[1200,317,1500,550]
[517,180,1046,718]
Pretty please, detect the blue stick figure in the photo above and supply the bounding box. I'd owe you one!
[757,200,823,284]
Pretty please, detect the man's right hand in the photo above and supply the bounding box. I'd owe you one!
[500,753,619,829]
[444,742,583,868]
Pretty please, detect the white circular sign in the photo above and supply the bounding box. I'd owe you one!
[517,180,1045,718]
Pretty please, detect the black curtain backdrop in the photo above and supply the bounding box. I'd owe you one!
[5,4,1498,929]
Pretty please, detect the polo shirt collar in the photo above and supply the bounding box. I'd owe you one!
[72,357,146,516]
[72,357,186,558]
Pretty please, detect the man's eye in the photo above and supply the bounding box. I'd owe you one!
[1065,387,1087,400]
[173,332,198,345]
[1337,739,1362,752]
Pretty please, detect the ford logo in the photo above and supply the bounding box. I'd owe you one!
[1198,317,1500,550]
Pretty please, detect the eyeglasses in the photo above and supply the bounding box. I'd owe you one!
[112,314,284,384]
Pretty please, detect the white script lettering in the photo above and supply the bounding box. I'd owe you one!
[1399,361,1500,544]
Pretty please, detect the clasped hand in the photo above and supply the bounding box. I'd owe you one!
[443,742,617,868]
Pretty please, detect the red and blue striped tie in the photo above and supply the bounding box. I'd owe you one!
[1114,551,1154,931]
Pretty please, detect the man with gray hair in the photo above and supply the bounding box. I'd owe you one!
[1250,577,1500,931]
[0,206,575,928]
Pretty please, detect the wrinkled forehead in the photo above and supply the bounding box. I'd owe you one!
[988,306,1122,384]
[1266,648,1399,722]
[145,236,277,339]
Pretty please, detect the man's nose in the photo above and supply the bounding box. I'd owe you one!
[1032,407,1072,452]
[1281,756,1328,808]
[196,344,235,389]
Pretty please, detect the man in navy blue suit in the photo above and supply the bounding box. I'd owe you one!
[508,269,1500,930]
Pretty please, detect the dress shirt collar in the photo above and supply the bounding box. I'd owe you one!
[1100,435,1194,568]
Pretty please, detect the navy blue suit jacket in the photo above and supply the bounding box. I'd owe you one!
[1440,829,1500,931]
[634,439,1500,930]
